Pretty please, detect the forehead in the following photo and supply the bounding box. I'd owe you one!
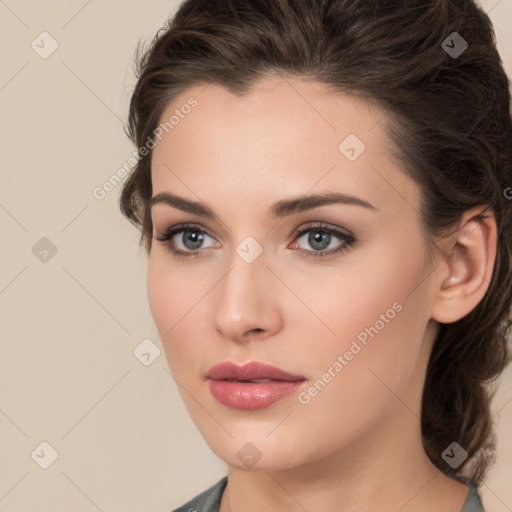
[154,75,382,151]
[150,75,419,218]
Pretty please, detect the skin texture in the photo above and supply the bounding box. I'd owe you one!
[147,75,496,512]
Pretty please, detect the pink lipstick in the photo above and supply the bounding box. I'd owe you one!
[206,361,306,410]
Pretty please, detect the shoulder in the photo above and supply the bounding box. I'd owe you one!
[170,476,484,512]
[170,476,228,512]
[461,480,485,512]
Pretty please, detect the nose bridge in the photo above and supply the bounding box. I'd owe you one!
[212,242,280,340]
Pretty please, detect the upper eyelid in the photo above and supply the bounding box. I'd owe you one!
[295,222,352,236]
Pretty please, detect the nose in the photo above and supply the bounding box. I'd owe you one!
[211,253,283,343]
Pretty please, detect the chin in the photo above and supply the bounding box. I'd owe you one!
[202,433,310,473]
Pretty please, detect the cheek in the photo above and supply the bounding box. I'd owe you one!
[146,254,188,366]
[147,251,201,326]
[295,237,430,384]
[147,254,170,331]
[290,264,428,450]
[292,247,419,348]
[146,252,215,375]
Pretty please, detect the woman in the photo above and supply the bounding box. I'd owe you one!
[119,0,512,510]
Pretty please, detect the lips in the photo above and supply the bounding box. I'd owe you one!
[206,361,305,382]
[206,362,306,410]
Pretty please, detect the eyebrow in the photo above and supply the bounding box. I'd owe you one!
[149,191,377,220]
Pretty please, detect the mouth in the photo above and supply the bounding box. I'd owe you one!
[206,361,306,410]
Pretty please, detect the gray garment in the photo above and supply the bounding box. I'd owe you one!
[171,476,484,511]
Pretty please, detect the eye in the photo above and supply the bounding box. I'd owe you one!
[290,222,357,259]
[153,223,218,259]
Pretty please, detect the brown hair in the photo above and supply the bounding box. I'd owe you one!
[119,0,512,484]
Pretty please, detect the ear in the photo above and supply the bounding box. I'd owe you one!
[431,207,497,324]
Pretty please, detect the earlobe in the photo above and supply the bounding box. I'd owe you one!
[431,208,497,324]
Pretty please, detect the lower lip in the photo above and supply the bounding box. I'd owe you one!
[208,379,305,410]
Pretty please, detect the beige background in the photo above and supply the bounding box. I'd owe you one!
[1,1,511,511]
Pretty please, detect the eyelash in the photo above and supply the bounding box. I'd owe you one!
[153,222,357,260]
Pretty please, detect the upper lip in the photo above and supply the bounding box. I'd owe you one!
[206,361,305,381]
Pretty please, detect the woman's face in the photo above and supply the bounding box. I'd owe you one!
[148,76,440,471]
